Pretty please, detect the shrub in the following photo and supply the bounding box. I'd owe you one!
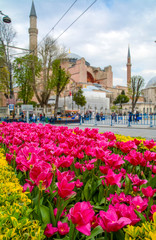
[0,150,45,239]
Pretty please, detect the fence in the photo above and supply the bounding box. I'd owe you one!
[0,115,80,125]
[80,113,156,128]
[0,107,8,117]
[0,111,156,127]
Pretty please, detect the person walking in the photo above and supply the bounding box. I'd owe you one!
[32,113,36,123]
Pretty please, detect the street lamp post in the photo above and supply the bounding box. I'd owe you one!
[9,62,14,99]
[0,11,14,113]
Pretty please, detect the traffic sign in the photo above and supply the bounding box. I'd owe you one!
[21,105,33,111]
[9,104,14,110]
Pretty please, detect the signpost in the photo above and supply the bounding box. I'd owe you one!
[21,105,33,123]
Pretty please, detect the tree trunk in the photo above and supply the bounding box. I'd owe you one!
[54,94,59,118]
[132,104,135,113]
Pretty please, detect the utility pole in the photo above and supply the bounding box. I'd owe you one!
[9,62,13,99]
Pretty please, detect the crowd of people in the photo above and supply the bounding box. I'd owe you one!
[2,110,154,124]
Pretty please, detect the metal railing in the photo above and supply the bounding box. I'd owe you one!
[1,113,156,127]
[80,113,156,127]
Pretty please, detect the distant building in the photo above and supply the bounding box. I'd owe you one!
[61,53,113,88]
[121,77,156,114]
[142,77,156,104]
[141,76,156,113]
[57,85,111,113]
[27,1,114,112]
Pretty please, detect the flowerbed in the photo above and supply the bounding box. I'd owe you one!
[0,122,156,239]
[0,148,44,239]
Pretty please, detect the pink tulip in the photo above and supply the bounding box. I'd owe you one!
[29,162,53,189]
[91,214,99,228]
[75,179,83,188]
[57,221,69,235]
[74,162,82,169]
[142,186,156,197]
[116,141,137,153]
[133,186,140,192]
[97,140,109,150]
[44,223,58,237]
[111,204,140,226]
[103,131,116,141]
[77,152,84,159]
[144,150,156,162]
[85,163,94,171]
[127,173,148,186]
[56,178,76,199]
[57,170,75,182]
[57,155,74,168]
[6,153,14,164]
[105,153,125,169]
[133,138,142,146]
[101,169,122,187]
[99,166,109,175]
[95,148,106,159]
[69,201,95,236]
[22,179,35,193]
[53,208,66,218]
[125,150,146,166]
[99,208,131,232]
[107,192,132,205]
[131,196,148,212]
[84,146,95,157]
[143,139,156,149]
[150,205,156,215]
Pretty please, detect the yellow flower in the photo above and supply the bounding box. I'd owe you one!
[149,231,156,240]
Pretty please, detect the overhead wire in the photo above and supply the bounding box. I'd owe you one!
[37,0,78,49]
[52,0,98,45]
[6,0,98,57]
[4,0,78,57]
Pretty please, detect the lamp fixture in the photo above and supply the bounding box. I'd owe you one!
[0,11,11,23]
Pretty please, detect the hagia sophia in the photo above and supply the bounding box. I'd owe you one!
[1,1,156,115]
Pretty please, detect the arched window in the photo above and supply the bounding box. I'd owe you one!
[87,72,94,83]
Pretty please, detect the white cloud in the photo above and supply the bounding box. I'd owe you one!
[1,0,156,86]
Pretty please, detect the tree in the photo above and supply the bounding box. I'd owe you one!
[0,19,16,99]
[110,105,118,112]
[51,59,70,117]
[31,37,67,108]
[73,87,86,109]
[128,75,145,113]
[13,54,41,104]
[0,43,10,96]
[113,91,129,108]
[121,90,125,95]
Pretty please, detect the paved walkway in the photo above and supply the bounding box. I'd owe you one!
[53,123,156,141]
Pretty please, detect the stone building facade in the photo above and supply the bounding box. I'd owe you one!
[61,53,113,89]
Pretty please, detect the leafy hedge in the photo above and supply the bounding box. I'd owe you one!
[124,212,156,240]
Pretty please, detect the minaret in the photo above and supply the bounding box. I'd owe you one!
[28,0,38,55]
[127,45,131,86]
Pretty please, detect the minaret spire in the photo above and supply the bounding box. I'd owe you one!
[127,45,132,86]
[28,0,38,55]
[30,0,37,17]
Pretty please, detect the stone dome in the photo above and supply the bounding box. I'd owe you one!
[145,76,156,88]
[66,52,81,60]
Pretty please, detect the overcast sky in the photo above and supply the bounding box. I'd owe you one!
[1,0,156,86]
